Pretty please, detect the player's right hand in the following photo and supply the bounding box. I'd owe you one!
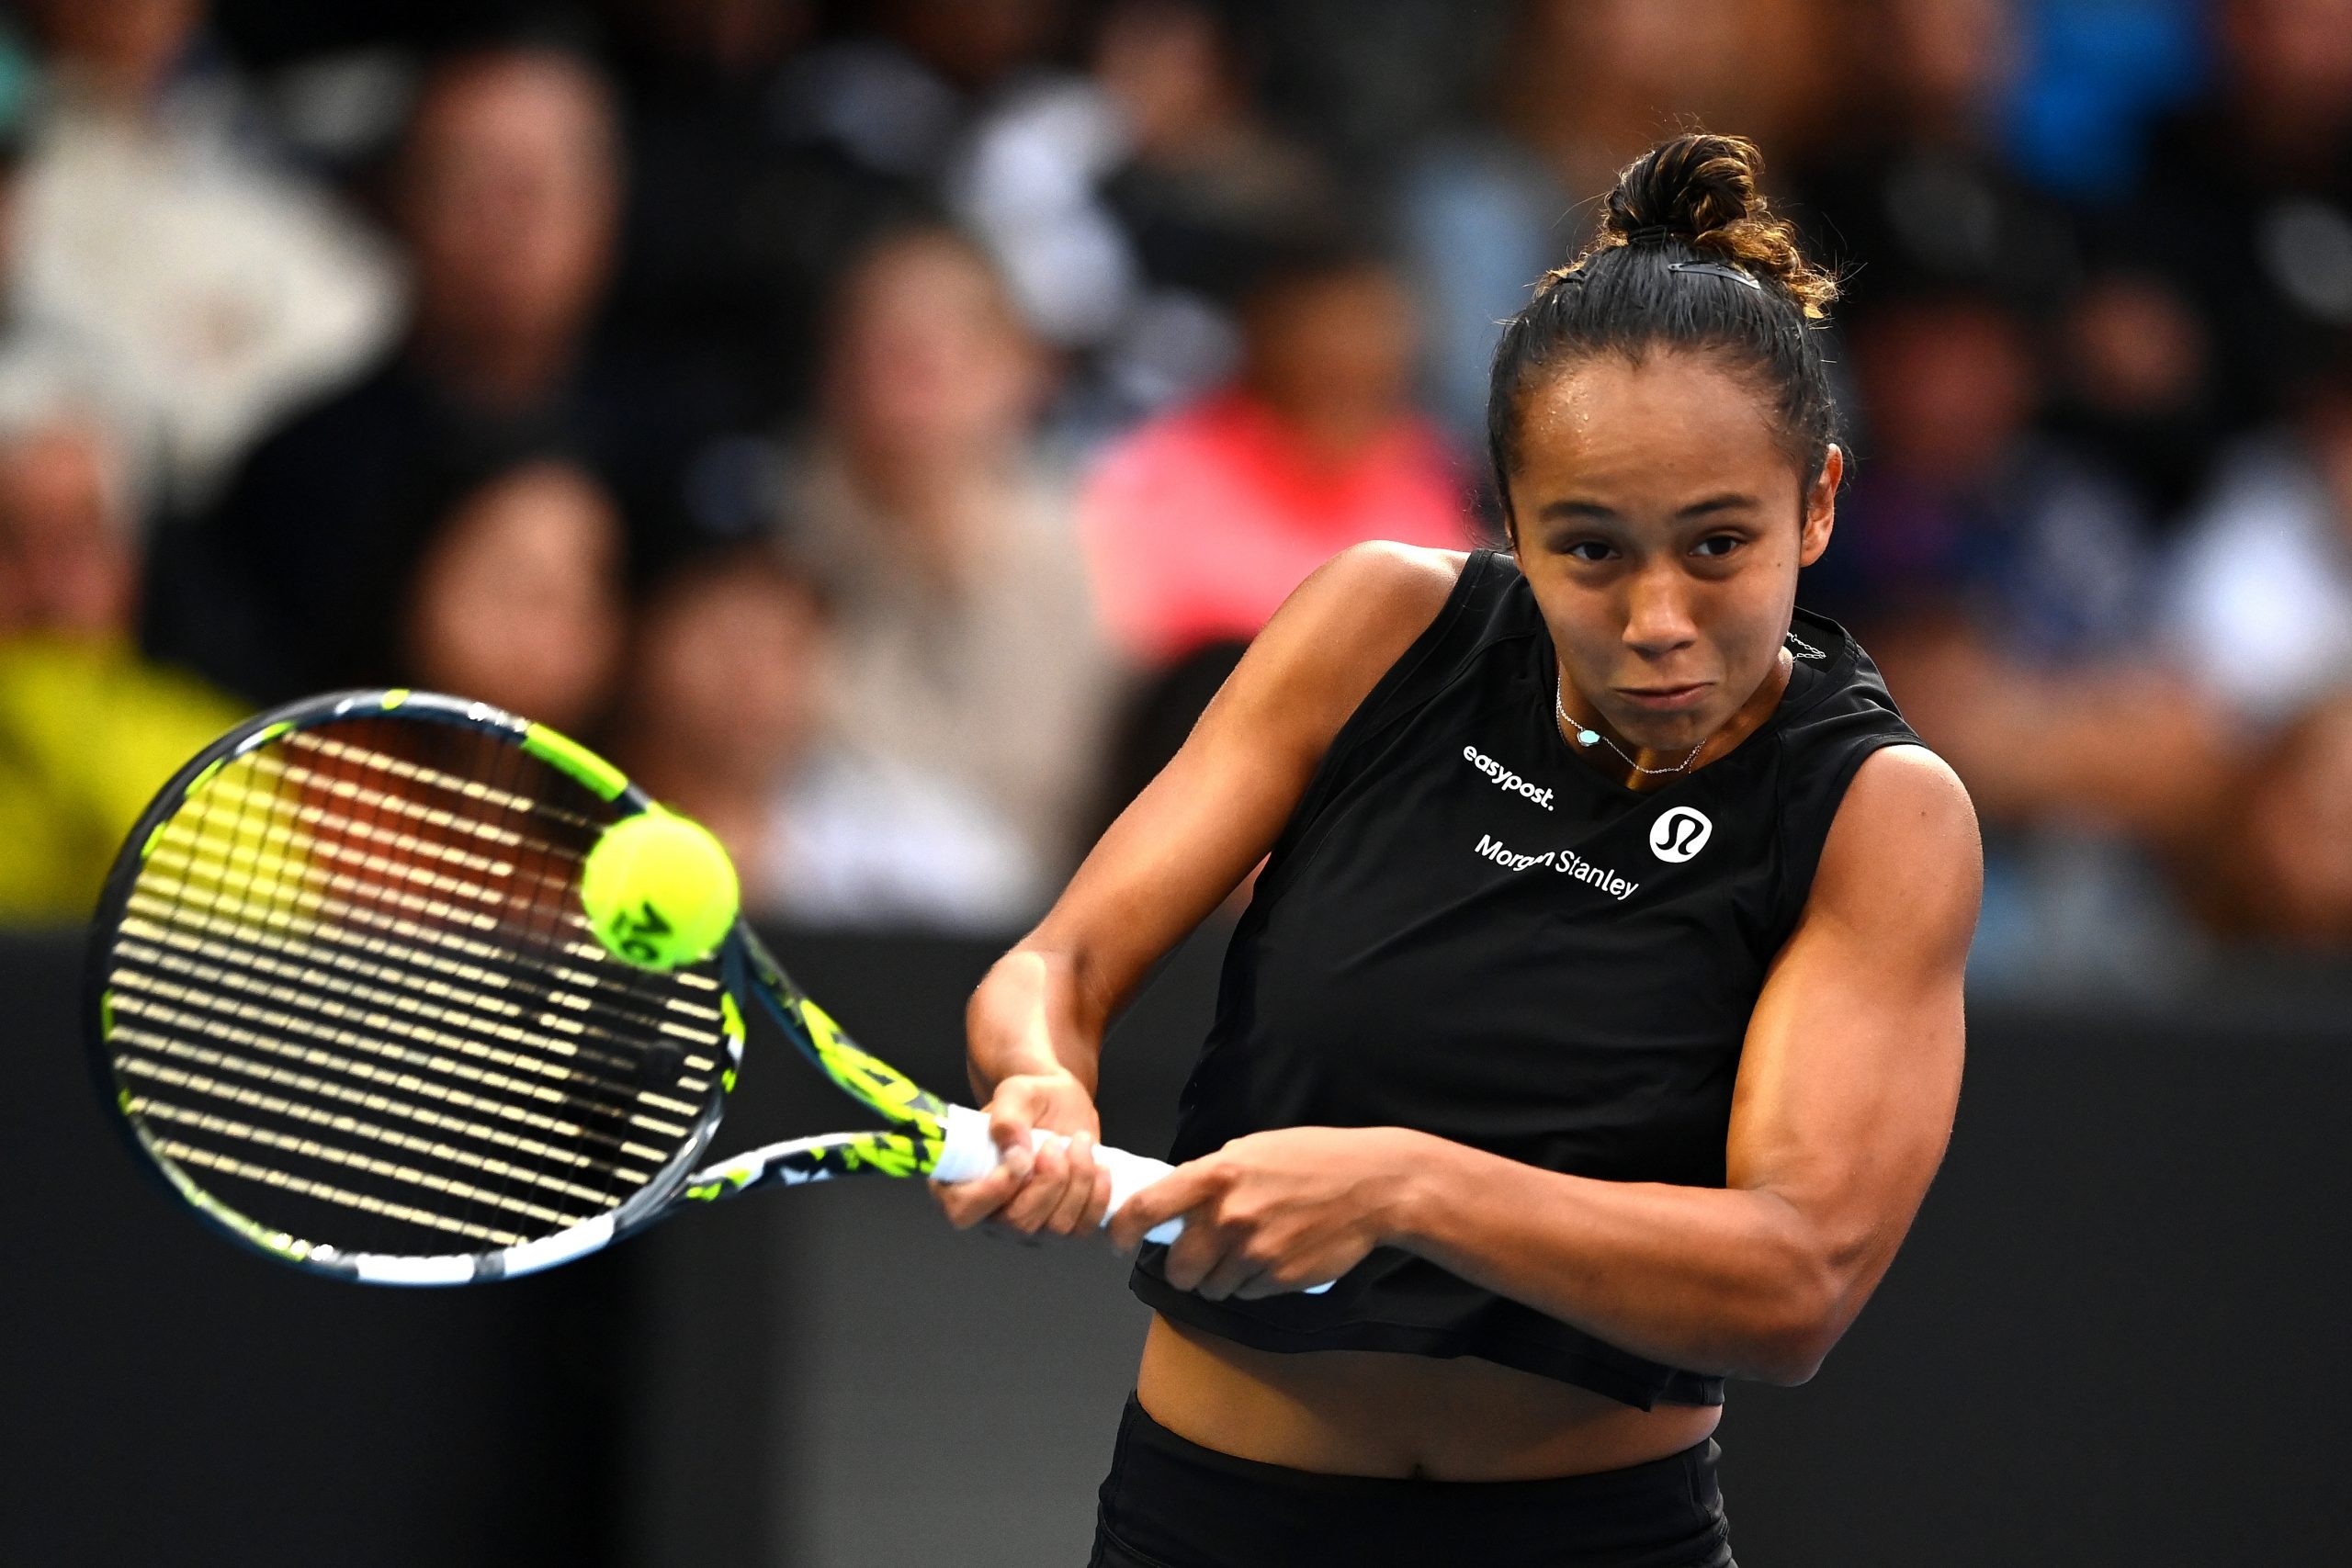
[931,1070,1113,1239]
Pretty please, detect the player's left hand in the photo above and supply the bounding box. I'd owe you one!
[1107,1126,1427,1300]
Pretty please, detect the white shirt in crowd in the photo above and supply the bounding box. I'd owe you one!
[786,446,1119,882]
[755,748,1039,934]
[2163,435,2352,731]
[11,78,400,507]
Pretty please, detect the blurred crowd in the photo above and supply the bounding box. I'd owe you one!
[1,0,2348,988]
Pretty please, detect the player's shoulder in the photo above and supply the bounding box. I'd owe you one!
[1266,542,1469,685]
[1839,744,1976,836]
[1284,542,1469,646]
[1811,744,1982,953]
[1223,545,1473,750]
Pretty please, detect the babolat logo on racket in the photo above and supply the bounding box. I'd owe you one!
[603,900,674,965]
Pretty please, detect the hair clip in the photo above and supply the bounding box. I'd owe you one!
[1668,259,1762,292]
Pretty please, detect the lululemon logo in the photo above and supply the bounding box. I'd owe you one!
[1649,807,1713,863]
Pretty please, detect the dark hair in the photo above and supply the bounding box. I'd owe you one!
[1240,221,1391,310]
[639,540,827,626]
[1486,132,1841,520]
[365,430,601,658]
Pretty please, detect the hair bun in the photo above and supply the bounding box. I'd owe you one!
[1598,132,1838,319]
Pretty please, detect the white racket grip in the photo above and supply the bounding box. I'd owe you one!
[933,1107,1334,1293]
[935,1104,1182,1243]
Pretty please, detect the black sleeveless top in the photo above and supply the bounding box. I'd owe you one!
[1130,548,1924,1409]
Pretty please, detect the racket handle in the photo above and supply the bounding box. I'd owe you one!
[935,1105,1181,1243]
[934,1107,1334,1292]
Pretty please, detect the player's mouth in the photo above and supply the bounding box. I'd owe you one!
[1614,682,1712,712]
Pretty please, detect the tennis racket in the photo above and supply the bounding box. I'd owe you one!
[83,688,1206,1286]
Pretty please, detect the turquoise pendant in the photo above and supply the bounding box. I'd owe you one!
[1575,728,1600,747]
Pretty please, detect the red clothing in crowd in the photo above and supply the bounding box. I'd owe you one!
[1080,390,1476,666]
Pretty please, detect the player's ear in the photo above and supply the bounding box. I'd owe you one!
[1798,445,1839,568]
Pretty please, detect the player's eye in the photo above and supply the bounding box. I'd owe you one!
[1561,539,1615,563]
[1691,534,1743,558]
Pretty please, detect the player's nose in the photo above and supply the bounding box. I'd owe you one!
[1621,563,1699,655]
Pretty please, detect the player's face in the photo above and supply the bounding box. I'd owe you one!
[1506,350,1838,755]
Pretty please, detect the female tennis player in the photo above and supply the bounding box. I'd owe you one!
[939,132,1978,1568]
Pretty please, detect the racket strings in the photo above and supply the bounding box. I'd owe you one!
[123,1067,621,1213]
[120,888,722,1068]
[161,775,551,934]
[287,728,598,832]
[209,756,541,885]
[153,1140,529,1247]
[107,1023,659,1182]
[108,930,695,1118]
[114,901,716,1096]
[103,716,728,1260]
[106,987,679,1162]
[188,759,645,944]
[160,724,718,1047]
[281,729,728,1026]
[129,1096,580,1229]
[133,824,724,1028]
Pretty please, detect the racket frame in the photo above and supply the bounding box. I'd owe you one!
[85,687,1193,1288]
[83,689,742,1284]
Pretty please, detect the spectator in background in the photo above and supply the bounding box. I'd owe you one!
[772,0,1069,190]
[397,456,626,737]
[2165,356,2352,733]
[2043,266,2222,525]
[1792,0,2078,315]
[11,0,399,506]
[1811,289,2151,663]
[2042,0,2352,521]
[2112,0,2352,427]
[1396,0,1826,449]
[2199,694,2352,945]
[1788,0,2219,519]
[952,0,1333,429]
[0,410,242,920]
[613,548,1036,932]
[1080,236,1473,670]
[0,62,148,491]
[1813,288,2222,985]
[780,224,1113,881]
[156,39,706,704]
[1089,0,1324,313]
[596,0,924,434]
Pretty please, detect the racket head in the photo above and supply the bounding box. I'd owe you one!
[83,690,745,1283]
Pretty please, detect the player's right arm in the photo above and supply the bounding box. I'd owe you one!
[935,542,1466,1235]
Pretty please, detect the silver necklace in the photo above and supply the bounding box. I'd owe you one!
[1555,678,1706,776]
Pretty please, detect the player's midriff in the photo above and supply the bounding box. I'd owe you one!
[1136,1314,1721,1481]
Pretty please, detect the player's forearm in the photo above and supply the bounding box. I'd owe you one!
[975,818,1266,1100]
[964,944,1106,1100]
[1390,1136,1849,1384]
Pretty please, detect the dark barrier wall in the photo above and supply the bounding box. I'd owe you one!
[9,929,2350,1566]
[1,930,633,1568]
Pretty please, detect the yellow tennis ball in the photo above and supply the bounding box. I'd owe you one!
[580,807,741,970]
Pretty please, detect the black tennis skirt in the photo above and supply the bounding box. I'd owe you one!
[1088,1395,1736,1568]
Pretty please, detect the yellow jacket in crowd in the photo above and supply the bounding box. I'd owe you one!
[0,638,244,923]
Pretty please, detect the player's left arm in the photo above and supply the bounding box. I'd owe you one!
[1111,744,1979,1382]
